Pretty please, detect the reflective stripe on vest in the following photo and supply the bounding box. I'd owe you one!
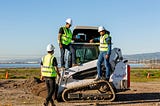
[41,54,57,77]
[61,27,72,45]
[99,34,110,51]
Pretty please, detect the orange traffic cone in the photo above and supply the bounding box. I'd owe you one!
[147,72,150,79]
[5,71,9,79]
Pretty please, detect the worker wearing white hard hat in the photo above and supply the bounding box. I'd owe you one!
[90,26,110,43]
[98,26,105,32]
[65,18,72,25]
[95,26,112,81]
[41,44,60,106]
[46,44,55,52]
[58,18,77,68]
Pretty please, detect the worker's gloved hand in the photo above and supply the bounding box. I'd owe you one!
[89,39,94,43]
[40,76,44,81]
[58,73,61,77]
[105,54,109,60]
[59,44,63,49]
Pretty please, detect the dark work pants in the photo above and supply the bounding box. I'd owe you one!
[45,77,56,103]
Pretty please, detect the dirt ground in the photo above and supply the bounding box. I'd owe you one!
[0,78,160,106]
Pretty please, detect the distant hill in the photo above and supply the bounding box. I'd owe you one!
[123,52,160,60]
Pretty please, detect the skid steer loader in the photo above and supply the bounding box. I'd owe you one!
[56,26,130,102]
[32,26,130,102]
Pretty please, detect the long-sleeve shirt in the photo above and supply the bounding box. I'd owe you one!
[93,35,112,55]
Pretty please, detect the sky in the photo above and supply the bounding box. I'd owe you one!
[0,0,160,58]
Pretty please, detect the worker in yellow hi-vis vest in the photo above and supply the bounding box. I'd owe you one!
[41,44,60,106]
[58,18,77,68]
[95,26,112,81]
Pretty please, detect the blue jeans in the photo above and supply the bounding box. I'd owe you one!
[60,44,76,68]
[65,49,71,68]
[60,44,70,68]
[97,51,110,79]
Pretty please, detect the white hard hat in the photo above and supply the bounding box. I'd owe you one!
[46,44,55,51]
[66,18,72,25]
[98,26,105,32]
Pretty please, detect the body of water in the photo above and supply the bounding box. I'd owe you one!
[129,63,146,68]
[0,63,40,68]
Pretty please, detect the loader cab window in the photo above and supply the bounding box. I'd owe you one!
[73,28,100,43]
[74,44,99,64]
[72,26,100,64]
[74,33,86,42]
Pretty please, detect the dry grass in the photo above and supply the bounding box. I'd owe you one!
[131,68,160,82]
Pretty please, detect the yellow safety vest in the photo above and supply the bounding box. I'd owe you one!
[61,27,72,45]
[41,54,57,77]
[99,34,111,51]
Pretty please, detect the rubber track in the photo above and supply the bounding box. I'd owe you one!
[62,80,116,102]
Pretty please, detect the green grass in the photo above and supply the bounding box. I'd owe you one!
[130,68,160,82]
[0,68,41,79]
[0,68,160,82]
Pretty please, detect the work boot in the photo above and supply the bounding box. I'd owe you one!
[72,64,79,67]
[105,78,110,81]
[61,66,65,69]
[50,99,56,106]
[94,75,101,81]
[43,100,48,106]
[60,66,65,71]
